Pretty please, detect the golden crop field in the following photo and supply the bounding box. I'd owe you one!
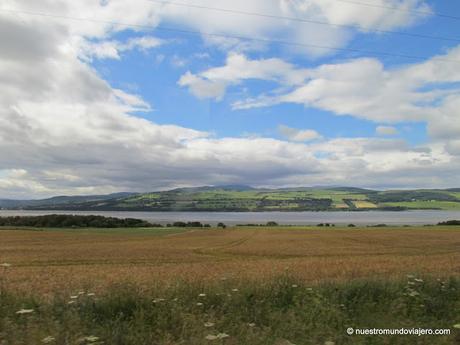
[1,226,460,294]
[352,200,378,208]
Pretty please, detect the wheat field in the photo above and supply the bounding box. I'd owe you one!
[1,226,460,294]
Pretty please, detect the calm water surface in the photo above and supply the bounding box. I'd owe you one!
[1,210,460,226]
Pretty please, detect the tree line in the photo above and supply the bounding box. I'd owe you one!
[0,215,156,228]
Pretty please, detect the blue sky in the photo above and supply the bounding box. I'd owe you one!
[91,2,459,145]
[1,0,460,197]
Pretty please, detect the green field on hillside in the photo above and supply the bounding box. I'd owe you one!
[5,186,460,211]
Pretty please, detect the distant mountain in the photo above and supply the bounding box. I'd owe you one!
[0,192,136,209]
[170,185,255,193]
[2,186,459,212]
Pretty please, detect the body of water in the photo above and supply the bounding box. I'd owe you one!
[1,210,459,226]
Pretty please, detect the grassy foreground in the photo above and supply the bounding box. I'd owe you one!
[1,276,459,345]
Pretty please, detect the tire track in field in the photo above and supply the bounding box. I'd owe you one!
[192,231,259,259]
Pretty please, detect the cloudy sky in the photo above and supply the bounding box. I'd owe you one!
[1,0,459,198]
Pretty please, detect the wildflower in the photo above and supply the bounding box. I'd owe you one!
[197,302,203,306]
[84,335,100,343]
[78,291,85,295]
[291,284,298,288]
[199,293,206,297]
[67,301,75,305]
[204,322,215,327]
[153,298,165,304]
[231,288,239,292]
[0,263,11,268]
[408,291,420,297]
[414,278,424,283]
[70,295,78,299]
[205,334,218,340]
[216,333,229,339]
[453,324,460,329]
[16,309,34,315]
[87,293,96,297]
[248,323,256,327]
[42,336,55,343]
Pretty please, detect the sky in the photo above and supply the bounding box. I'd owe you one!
[0,0,460,199]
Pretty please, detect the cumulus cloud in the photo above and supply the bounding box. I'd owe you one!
[157,0,431,56]
[278,125,322,142]
[186,49,460,155]
[80,36,163,60]
[376,126,398,136]
[178,53,308,100]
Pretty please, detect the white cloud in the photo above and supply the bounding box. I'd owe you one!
[239,47,460,126]
[178,53,308,100]
[80,36,163,60]
[376,126,398,136]
[156,0,431,56]
[278,125,322,142]
[186,48,460,157]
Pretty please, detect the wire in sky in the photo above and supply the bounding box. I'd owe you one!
[1,8,459,64]
[335,0,460,21]
[146,0,460,43]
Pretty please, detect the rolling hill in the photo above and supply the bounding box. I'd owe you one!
[2,186,460,211]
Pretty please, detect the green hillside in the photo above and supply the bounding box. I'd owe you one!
[14,186,460,211]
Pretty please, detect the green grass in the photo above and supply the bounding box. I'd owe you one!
[381,201,460,210]
[1,276,459,345]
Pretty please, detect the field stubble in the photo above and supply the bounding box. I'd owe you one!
[1,226,459,294]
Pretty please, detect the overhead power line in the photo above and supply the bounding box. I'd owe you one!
[335,0,460,21]
[1,8,460,63]
[146,0,460,43]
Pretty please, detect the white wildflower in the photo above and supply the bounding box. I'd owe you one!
[16,309,34,315]
[205,334,218,340]
[0,263,11,268]
[204,322,215,327]
[84,335,100,342]
[42,336,55,343]
[197,302,203,306]
[199,293,206,297]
